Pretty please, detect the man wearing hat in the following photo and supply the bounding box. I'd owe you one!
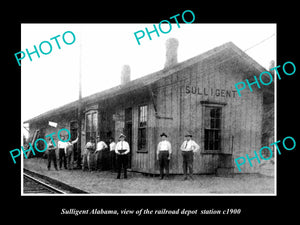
[47,137,58,171]
[180,134,200,180]
[115,134,130,179]
[57,136,68,170]
[157,133,172,179]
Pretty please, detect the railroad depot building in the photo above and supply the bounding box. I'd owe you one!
[24,40,274,174]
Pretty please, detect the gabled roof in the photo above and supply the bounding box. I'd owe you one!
[24,42,268,124]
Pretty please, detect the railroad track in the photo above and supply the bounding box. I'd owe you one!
[23,173,66,194]
[23,169,88,194]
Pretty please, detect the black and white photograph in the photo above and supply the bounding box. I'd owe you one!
[21,23,276,195]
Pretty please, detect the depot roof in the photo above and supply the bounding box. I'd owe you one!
[24,41,270,124]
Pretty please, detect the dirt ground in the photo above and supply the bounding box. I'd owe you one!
[23,158,275,195]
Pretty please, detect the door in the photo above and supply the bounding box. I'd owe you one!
[125,108,133,168]
[85,110,98,143]
[70,121,78,162]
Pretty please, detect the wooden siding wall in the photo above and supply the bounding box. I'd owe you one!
[130,102,157,173]
[27,60,264,174]
[98,107,115,140]
[154,71,182,174]
[154,60,263,174]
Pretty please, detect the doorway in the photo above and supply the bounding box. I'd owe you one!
[70,121,78,162]
[125,108,133,168]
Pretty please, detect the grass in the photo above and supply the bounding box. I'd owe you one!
[23,158,275,195]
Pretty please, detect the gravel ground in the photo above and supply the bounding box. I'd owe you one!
[23,158,275,194]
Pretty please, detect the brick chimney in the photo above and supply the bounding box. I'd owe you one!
[164,38,179,68]
[121,65,131,85]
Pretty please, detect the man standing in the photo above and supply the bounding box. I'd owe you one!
[86,138,96,171]
[109,138,116,171]
[180,134,200,180]
[95,136,108,171]
[157,133,172,180]
[66,135,79,170]
[57,136,68,170]
[115,134,130,179]
[47,137,58,170]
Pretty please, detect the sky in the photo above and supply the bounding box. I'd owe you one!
[21,23,276,128]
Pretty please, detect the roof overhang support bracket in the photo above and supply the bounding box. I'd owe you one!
[148,85,173,120]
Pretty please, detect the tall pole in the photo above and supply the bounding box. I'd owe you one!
[77,34,83,169]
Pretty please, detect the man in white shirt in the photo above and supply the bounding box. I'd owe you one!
[115,134,130,179]
[109,138,116,171]
[57,136,68,170]
[47,137,58,171]
[65,135,79,170]
[157,133,172,179]
[180,134,200,180]
[95,136,108,171]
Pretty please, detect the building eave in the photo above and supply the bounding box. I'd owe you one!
[24,41,269,124]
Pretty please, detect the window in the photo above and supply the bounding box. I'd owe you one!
[85,111,98,143]
[138,105,147,150]
[204,106,221,150]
